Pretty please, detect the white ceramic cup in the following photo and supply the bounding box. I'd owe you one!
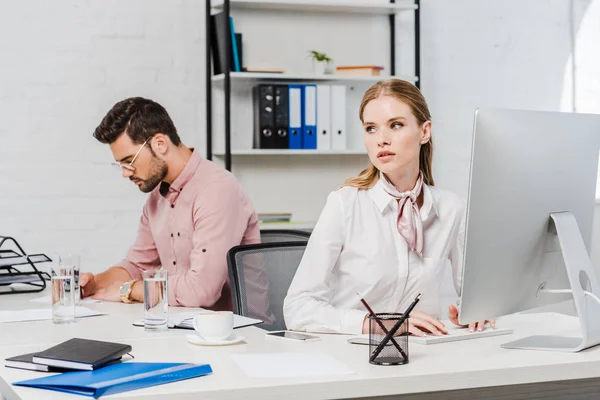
[192,311,234,341]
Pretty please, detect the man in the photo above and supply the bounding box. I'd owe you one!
[80,97,260,309]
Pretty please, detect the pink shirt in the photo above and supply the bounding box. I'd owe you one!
[120,150,260,309]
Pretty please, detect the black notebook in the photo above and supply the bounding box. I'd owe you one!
[5,353,68,372]
[31,338,132,371]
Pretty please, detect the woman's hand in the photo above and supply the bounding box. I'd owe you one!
[361,310,448,337]
[448,304,495,332]
[408,310,448,337]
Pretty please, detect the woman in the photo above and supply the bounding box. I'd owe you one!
[283,79,493,336]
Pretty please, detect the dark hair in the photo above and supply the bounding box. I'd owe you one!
[93,97,181,146]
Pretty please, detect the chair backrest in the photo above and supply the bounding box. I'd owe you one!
[259,229,311,243]
[227,241,307,331]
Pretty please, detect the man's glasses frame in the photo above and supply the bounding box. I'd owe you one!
[111,137,151,172]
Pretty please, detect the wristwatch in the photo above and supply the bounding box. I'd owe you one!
[119,280,137,303]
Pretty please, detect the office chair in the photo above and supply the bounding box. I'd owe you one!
[259,229,311,243]
[227,241,307,331]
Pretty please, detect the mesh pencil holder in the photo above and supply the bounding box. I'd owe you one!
[368,313,409,366]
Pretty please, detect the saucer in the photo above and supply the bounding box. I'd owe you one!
[186,333,246,346]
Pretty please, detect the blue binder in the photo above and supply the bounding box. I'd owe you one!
[229,17,241,72]
[288,84,304,149]
[13,362,212,399]
[302,84,317,149]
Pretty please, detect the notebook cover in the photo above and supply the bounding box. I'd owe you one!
[5,353,60,372]
[13,362,213,399]
[31,338,131,370]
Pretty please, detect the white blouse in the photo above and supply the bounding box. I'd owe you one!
[283,179,466,334]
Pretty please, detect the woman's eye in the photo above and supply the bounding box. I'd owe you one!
[365,126,376,133]
[391,122,403,129]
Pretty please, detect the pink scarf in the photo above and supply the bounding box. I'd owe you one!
[379,172,424,257]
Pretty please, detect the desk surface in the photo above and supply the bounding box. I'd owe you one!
[1,291,600,400]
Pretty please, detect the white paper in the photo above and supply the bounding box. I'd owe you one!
[231,353,354,378]
[0,306,105,323]
[133,310,262,329]
[29,295,102,304]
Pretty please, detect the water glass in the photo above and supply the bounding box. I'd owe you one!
[143,269,168,332]
[59,254,80,304]
[50,263,76,324]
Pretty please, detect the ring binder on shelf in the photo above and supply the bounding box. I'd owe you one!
[0,236,51,295]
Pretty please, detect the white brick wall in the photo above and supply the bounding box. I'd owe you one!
[1,0,598,289]
[0,0,205,273]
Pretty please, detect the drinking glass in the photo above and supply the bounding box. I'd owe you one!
[143,269,168,332]
[50,262,76,324]
[59,254,80,303]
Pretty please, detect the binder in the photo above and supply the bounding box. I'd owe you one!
[13,362,213,399]
[253,85,275,149]
[273,85,289,149]
[302,84,317,149]
[288,84,303,149]
[236,33,243,70]
[316,84,332,150]
[331,85,347,150]
[229,17,241,72]
[210,12,241,75]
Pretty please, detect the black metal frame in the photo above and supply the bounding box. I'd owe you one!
[0,236,51,295]
[259,229,311,240]
[205,0,421,169]
[414,0,421,88]
[227,241,307,317]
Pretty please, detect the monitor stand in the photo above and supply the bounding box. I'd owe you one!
[500,212,600,352]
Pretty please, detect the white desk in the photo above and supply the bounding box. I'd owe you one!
[2,291,600,399]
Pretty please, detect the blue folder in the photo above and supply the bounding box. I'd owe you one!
[229,16,241,72]
[13,362,212,398]
[288,84,304,149]
[302,84,317,149]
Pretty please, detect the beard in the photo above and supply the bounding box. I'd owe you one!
[132,155,168,193]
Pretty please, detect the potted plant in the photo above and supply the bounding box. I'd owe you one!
[308,50,333,75]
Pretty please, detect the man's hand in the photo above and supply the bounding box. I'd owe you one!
[79,272,97,298]
[79,267,134,301]
[92,281,123,302]
[448,304,495,332]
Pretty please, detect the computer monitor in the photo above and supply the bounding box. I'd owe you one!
[457,108,600,352]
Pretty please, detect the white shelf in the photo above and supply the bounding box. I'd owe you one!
[212,72,419,84]
[212,0,417,15]
[213,149,367,156]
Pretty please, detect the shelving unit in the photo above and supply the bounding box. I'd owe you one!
[213,149,367,156]
[205,0,420,226]
[212,0,417,15]
[211,72,419,84]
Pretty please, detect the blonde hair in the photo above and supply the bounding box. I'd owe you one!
[342,79,434,189]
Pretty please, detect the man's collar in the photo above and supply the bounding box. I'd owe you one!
[159,149,201,197]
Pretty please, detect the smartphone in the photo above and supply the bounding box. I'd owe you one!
[265,330,321,342]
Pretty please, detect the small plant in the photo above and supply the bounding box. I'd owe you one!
[307,50,333,63]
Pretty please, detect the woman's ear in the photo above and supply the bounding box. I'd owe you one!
[420,121,432,144]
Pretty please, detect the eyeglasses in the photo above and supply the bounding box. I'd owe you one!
[111,137,150,172]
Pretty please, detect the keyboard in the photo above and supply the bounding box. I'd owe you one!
[409,325,513,345]
[347,321,513,346]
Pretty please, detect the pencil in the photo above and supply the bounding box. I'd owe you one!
[356,293,407,358]
[369,294,422,362]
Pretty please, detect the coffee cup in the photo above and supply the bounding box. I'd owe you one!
[192,311,234,341]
